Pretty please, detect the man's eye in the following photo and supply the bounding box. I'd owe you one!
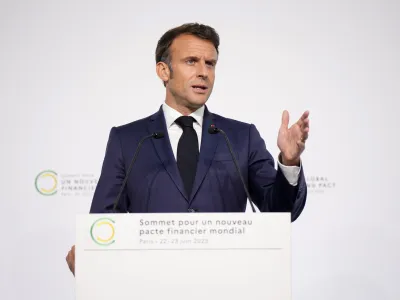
[187,60,195,65]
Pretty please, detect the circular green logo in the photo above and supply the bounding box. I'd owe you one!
[90,218,116,246]
[35,170,58,196]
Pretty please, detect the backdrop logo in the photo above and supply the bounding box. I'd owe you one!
[35,170,98,197]
[90,218,116,246]
[306,175,336,193]
[35,170,58,196]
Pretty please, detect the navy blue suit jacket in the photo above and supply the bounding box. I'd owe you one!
[90,106,307,221]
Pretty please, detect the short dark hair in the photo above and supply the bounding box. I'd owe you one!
[155,22,220,68]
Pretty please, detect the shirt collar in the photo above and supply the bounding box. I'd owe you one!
[162,102,204,128]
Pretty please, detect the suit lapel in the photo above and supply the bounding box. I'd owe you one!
[190,107,219,202]
[148,107,188,202]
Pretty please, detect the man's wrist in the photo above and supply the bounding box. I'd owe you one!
[279,153,300,166]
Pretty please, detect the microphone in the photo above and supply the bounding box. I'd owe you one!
[112,132,164,212]
[208,126,256,213]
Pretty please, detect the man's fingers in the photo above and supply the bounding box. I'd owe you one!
[297,111,310,127]
[300,125,309,142]
[299,114,310,142]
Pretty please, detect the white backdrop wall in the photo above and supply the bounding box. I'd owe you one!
[1,0,399,299]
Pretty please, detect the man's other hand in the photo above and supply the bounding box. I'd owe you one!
[66,245,75,276]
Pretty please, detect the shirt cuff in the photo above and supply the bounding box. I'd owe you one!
[277,156,301,186]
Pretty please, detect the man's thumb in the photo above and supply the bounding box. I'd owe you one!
[281,110,289,129]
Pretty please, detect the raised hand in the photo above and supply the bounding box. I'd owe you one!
[277,110,309,166]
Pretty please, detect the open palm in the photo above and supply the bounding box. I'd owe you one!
[277,110,310,166]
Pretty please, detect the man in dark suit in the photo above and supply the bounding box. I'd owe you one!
[66,23,310,275]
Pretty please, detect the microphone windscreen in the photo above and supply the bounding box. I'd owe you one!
[153,132,165,139]
[208,127,218,134]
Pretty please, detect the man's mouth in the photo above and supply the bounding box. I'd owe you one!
[192,85,208,93]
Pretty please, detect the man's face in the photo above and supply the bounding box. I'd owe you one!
[165,34,218,110]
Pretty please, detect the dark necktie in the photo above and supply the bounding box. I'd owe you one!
[175,116,199,197]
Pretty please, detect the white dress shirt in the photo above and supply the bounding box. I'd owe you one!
[162,103,301,186]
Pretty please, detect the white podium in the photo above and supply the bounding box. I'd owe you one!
[76,213,291,300]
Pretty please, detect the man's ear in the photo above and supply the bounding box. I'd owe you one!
[156,62,170,84]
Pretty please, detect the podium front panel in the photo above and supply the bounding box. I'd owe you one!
[76,213,291,300]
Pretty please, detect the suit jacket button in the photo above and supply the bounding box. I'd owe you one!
[188,208,197,212]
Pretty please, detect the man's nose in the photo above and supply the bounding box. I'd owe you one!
[196,62,208,79]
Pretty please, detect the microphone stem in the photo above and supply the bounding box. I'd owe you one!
[219,129,256,213]
[112,133,155,212]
